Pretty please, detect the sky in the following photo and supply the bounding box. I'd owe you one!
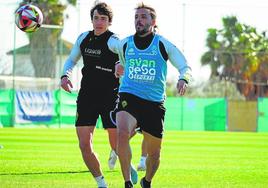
[1,0,268,84]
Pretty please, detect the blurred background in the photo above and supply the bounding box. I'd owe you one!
[0,0,267,131]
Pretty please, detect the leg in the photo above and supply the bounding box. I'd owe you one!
[107,128,117,151]
[76,126,103,177]
[75,94,108,187]
[128,126,140,183]
[137,137,147,171]
[116,111,137,182]
[143,131,162,182]
[141,138,147,157]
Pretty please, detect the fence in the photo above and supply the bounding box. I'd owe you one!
[1,88,267,132]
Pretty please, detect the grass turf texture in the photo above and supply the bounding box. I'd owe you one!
[0,128,268,188]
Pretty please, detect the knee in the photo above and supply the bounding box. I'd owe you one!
[148,150,161,161]
[117,126,130,141]
[79,141,92,153]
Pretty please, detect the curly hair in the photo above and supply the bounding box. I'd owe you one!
[90,2,113,22]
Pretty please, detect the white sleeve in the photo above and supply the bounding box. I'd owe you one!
[160,36,192,83]
[108,34,120,54]
[117,38,129,67]
[62,32,88,76]
[108,35,128,67]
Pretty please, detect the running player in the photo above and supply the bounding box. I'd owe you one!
[113,3,192,188]
[60,2,119,188]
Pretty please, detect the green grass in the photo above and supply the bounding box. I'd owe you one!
[0,128,268,188]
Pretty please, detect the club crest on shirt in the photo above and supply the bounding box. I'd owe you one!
[121,100,128,108]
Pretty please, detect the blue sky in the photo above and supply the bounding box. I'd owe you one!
[1,0,268,84]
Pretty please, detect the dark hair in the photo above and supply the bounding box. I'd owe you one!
[90,2,113,22]
[135,2,157,20]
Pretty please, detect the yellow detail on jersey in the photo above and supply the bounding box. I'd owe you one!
[122,100,128,108]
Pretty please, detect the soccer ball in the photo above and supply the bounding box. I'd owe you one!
[15,4,43,33]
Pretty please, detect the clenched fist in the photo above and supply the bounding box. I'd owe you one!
[177,79,188,96]
[115,63,124,78]
[61,76,73,93]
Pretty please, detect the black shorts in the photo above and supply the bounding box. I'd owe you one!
[117,92,166,138]
[75,90,117,129]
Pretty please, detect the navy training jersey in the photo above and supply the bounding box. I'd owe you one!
[80,30,119,93]
[63,30,119,95]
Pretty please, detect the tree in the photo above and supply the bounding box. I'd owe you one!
[201,16,268,100]
[18,0,77,78]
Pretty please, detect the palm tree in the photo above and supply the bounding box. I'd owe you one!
[201,16,268,100]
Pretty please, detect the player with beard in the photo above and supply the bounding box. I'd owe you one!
[112,3,192,188]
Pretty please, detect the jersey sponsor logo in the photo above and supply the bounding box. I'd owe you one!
[129,58,156,67]
[128,58,156,82]
[138,45,158,56]
[138,50,157,56]
[127,48,135,55]
[84,48,101,56]
[96,65,112,72]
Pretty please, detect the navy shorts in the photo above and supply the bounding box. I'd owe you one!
[75,90,117,129]
[116,92,166,138]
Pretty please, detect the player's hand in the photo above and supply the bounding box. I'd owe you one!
[61,76,73,93]
[115,64,124,78]
[177,79,188,96]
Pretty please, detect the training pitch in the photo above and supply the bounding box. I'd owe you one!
[0,128,268,188]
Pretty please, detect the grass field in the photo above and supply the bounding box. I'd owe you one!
[0,128,268,188]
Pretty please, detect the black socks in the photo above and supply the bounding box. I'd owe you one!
[125,181,133,188]
[141,177,151,188]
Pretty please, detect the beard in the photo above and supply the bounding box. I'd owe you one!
[136,24,150,36]
[136,29,148,35]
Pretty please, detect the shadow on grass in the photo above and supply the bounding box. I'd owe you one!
[0,170,89,176]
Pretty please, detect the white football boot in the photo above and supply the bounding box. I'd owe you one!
[108,150,117,170]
